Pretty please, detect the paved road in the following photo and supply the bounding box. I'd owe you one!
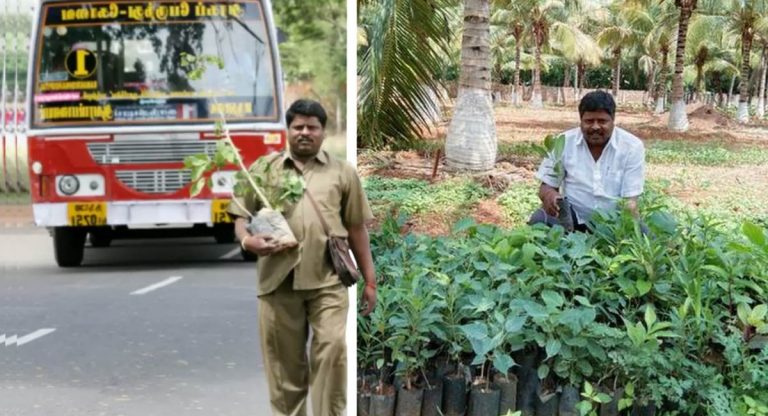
[0,226,272,416]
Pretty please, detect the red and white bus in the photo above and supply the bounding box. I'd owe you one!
[26,0,285,266]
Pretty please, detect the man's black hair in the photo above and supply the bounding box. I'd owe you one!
[286,99,327,128]
[578,90,616,119]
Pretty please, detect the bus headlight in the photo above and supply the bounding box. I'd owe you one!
[31,161,43,175]
[211,171,236,194]
[58,175,80,195]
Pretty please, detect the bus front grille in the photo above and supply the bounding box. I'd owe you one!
[88,139,216,164]
[115,170,192,194]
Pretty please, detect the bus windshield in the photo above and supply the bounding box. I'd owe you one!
[32,0,279,128]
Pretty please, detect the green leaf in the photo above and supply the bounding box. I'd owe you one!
[743,222,767,247]
[595,393,613,404]
[576,360,593,376]
[523,302,549,319]
[738,303,751,325]
[644,305,657,327]
[541,290,565,309]
[576,401,593,415]
[752,304,768,321]
[545,339,562,359]
[493,354,515,376]
[452,217,476,234]
[618,398,633,411]
[636,280,652,296]
[461,322,488,341]
[505,315,526,333]
[376,358,385,369]
[537,364,550,379]
[583,381,594,396]
[190,178,205,197]
[574,296,592,306]
[184,154,211,169]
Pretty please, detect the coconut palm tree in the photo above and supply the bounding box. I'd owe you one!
[666,0,699,132]
[685,14,735,103]
[445,0,497,171]
[755,25,768,117]
[597,2,642,99]
[357,0,454,150]
[725,0,768,123]
[549,16,601,104]
[492,0,528,106]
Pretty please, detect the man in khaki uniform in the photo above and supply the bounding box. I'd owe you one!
[228,99,377,416]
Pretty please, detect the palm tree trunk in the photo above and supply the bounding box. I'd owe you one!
[694,65,704,103]
[757,46,766,119]
[612,48,621,98]
[573,63,580,101]
[738,33,753,123]
[513,39,521,107]
[531,30,544,109]
[668,5,693,132]
[728,73,736,107]
[713,72,722,107]
[445,0,497,172]
[577,62,585,100]
[563,65,571,106]
[655,50,668,114]
[647,65,656,108]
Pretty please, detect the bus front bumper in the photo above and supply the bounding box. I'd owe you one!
[32,199,221,227]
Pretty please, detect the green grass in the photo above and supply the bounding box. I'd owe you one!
[496,181,540,227]
[646,140,768,166]
[363,175,489,218]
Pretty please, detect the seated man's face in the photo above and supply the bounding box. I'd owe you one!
[580,110,614,147]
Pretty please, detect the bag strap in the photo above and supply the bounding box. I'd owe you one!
[305,191,332,237]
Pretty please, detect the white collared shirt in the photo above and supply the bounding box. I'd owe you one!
[535,127,645,224]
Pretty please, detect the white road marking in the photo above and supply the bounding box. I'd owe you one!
[1,328,56,346]
[219,247,241,260]
[131,276,183,295]
[17,328,56,346]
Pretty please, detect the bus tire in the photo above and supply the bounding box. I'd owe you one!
[54,227,86,267]
[241,247,258,262]
[213,223,235,244]
[89,228,112,247]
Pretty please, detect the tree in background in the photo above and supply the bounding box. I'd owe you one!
[357,0,454,150]
[725,0,768,123]
[445,0,497,171]
[667,0,698,132]
[685,12,737,104]
[273,0,346,133]
[491,0,527,106]
[597,1,641,99]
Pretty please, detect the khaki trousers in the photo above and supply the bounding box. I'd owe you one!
[259,275,349,416]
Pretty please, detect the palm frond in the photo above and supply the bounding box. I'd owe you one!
[358,0,455,150]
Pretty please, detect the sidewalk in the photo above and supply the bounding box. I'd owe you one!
[0,203,34,228]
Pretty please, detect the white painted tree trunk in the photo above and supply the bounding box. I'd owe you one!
[668,100,689,131]
[654,95,665,114]
[758,50,767,119]
[445,88,497,171]
[737,102,750,123]
[530,91,543,108]
[445,0,496,172]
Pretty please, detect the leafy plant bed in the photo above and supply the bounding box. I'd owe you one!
[358,203,768,415]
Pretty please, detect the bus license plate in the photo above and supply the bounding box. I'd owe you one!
[67,202,107,226]
[211,199,232,223]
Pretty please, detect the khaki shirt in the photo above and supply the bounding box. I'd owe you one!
[228,150,373,295]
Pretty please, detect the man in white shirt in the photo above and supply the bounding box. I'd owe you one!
[530,91,646,231]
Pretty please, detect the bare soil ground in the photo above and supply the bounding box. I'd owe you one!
[361,104,768,234]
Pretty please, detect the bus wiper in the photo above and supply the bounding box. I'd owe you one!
[231,15,264,45]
